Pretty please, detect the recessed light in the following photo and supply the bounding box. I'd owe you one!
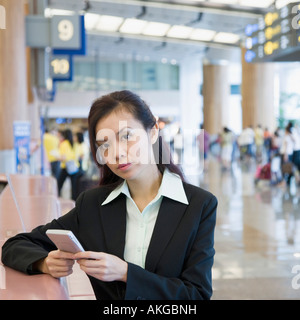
[167,25,193,39]
[119,18,148,34]
[189,28,216,41]
[142,22,171,37]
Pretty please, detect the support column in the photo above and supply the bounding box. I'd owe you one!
[202,63,230,135]
[241,48,275,131]
[0,0,28,172]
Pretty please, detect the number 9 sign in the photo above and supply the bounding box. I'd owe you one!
[51,15,80,49]
[58,19,74,42]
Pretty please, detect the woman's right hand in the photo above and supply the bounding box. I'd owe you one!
[34,250,75,278]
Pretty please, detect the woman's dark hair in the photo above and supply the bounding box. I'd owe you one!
[62,129,74,147]
[88,90,185,187]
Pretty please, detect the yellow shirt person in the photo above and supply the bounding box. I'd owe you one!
[59,139,79,170]
[43,132,60,163]
[43,130,61,179]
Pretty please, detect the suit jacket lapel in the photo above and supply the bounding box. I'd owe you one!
[98,193,127,259]
[145,196,188,273]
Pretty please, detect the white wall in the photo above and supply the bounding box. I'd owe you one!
[44,90,181,119]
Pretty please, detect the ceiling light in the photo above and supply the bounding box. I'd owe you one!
[214,32,240,43]
[189,28,216,41]
[119,18,148,34]
[142,22,170,37]
[96,15,124,32]
[239,0,274,8]
[167,25,193,39]
[84,13,99,30]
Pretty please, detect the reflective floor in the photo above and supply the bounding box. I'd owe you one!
[186,158,300,300]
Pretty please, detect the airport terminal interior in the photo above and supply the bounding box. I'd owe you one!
[1,0,300,300]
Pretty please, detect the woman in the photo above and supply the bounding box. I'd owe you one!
[57,129,80,200]
[1,90,217,300]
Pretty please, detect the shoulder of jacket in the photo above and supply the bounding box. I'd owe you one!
[78,185,112,204]
[182,181,217,204]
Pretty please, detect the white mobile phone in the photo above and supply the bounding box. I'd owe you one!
[46,229,84,253]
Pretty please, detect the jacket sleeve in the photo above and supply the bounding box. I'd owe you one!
[1,192,84,275]
[124,195,217,300]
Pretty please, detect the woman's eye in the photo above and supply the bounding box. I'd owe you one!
[121,132,133,141]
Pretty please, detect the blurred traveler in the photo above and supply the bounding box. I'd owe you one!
[74,131,89,172]
[238,126,255,160]
[254,124,264,162]
[197,124,210,171]
[280,125,294,187]
[271,128,281,157]
[264,127,272,162]
[57,129,80,200]
[220,127,233,170]
[43,128,60,180]
[290,123,300,184]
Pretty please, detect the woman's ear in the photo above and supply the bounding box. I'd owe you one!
[150,122,159,145]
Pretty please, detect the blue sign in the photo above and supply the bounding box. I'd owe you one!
[50,54,73,82]
[53,15,86,56]
[13,121,31,174]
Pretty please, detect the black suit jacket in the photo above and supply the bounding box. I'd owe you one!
[1,182,217,300]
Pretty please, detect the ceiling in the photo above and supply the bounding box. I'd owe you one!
[46,0,280,63]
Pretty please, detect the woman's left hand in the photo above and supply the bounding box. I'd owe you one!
[74,251,128,282]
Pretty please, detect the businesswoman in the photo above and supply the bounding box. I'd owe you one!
[2,90,217,300]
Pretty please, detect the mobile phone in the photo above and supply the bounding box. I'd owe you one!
[46,229,84,253]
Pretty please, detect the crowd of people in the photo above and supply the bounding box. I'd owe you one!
[43,128,89,200]
[210,122,300,189]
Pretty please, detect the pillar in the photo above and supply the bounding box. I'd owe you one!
[202,63,230,135]
[241,48,275,131]
[0,0,28,172]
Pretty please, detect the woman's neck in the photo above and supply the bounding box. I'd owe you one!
[126,165,163,203]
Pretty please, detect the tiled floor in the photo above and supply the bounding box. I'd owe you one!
[186,158,300,300]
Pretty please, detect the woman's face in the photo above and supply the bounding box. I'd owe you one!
[95,108,158,181]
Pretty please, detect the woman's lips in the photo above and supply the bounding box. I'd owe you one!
[117,163,132,171]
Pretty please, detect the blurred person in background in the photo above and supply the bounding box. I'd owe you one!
[290,122,300,185]
[74,131,89,172]
[280,125,294,187]
[57,129,80,200]
[197,124,210,171]
[264,127,272,162]
[43,128,60,180]
[254,124,264,162]
[220,127,233,171]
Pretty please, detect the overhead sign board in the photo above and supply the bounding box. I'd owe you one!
[26,14,85,53]
[50,54,73,81]
[51,15,80,50]
[245,2,300,62]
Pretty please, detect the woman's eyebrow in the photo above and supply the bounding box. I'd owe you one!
[95,127,133,142]
[117,126,132,136]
